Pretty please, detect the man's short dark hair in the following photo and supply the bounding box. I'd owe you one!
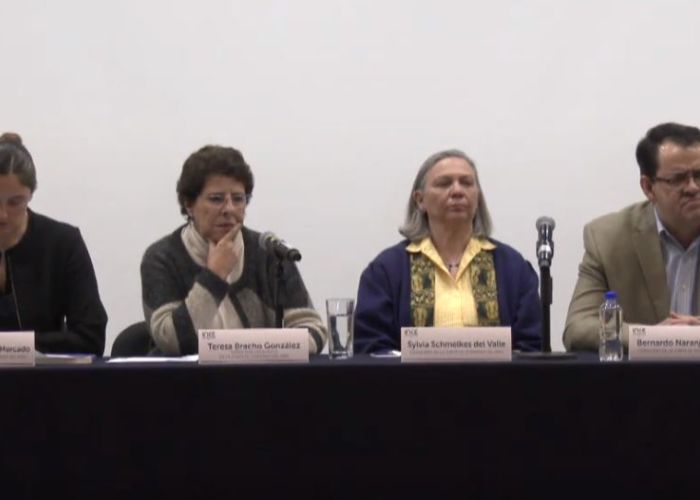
[636,122,700,178]
[176,145,254,216]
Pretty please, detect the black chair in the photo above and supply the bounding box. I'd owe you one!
[111,321,153,357]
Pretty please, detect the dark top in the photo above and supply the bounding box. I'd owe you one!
[0,293,19,330]
[354,238,542,353]
[2,210,107,354]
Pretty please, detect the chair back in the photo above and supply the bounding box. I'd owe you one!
[111,321,153,357]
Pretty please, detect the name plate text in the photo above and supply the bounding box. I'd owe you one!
[198,328,308,364]
[401,327,511,363]
[0,331,35,366]
[629,324,700,361]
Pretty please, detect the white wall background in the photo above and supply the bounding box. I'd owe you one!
[2,1,698,354]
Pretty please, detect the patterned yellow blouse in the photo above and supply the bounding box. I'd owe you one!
[406,236,497,327]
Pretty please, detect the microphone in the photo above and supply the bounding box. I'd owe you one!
[535,216,555,268]
[259,232,302,262]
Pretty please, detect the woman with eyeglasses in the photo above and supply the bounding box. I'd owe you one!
[0,133,107,354]
[354,149,542,354]
[141,145,326,355]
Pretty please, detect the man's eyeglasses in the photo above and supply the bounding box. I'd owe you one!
[653,169,700,189]
[204,192,251,207]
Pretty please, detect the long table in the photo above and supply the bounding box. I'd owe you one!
[2,354,699,498]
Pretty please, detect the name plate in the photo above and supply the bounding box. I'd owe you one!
[401,327,511,363]
[0,331,35,366]
[628,324,700,361]
[198,328,308,364]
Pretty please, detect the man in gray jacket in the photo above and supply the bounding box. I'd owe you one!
[564,122,700,351]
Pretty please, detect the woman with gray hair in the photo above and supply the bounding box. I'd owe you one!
[354,149,541,353]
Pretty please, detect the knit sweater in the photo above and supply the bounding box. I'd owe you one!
[141,224,326,355]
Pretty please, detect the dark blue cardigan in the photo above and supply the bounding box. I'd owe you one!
[354,239,542,353]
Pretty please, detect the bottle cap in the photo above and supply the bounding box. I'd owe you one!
[604,291,618,300]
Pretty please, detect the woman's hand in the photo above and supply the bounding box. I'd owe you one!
[207,223,242,280]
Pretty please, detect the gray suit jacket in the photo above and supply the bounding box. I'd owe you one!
[563,201,670,351]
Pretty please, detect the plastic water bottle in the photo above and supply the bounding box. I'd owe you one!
[599,291,623,362]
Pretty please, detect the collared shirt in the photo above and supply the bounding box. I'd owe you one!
[655,210,700,315]
[406,236,496,327]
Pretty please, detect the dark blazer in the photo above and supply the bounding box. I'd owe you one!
[354,238,542,353]
[4,210,107,355]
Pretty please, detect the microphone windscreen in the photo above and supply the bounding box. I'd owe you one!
[258,231,276,251]
[536,216,555,231]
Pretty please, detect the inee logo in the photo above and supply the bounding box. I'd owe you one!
[630,326,646,337]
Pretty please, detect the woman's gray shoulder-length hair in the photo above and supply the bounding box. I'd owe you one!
[399,149,493,242]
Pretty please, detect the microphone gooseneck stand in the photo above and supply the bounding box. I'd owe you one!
[519,261,572,359]
[271,246,301,328]
[521,217,575,359]
[540,263,552,353]
[274,259,286,328]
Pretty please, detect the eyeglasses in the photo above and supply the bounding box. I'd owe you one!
[654,169,700,189]
[204,192,251,207]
